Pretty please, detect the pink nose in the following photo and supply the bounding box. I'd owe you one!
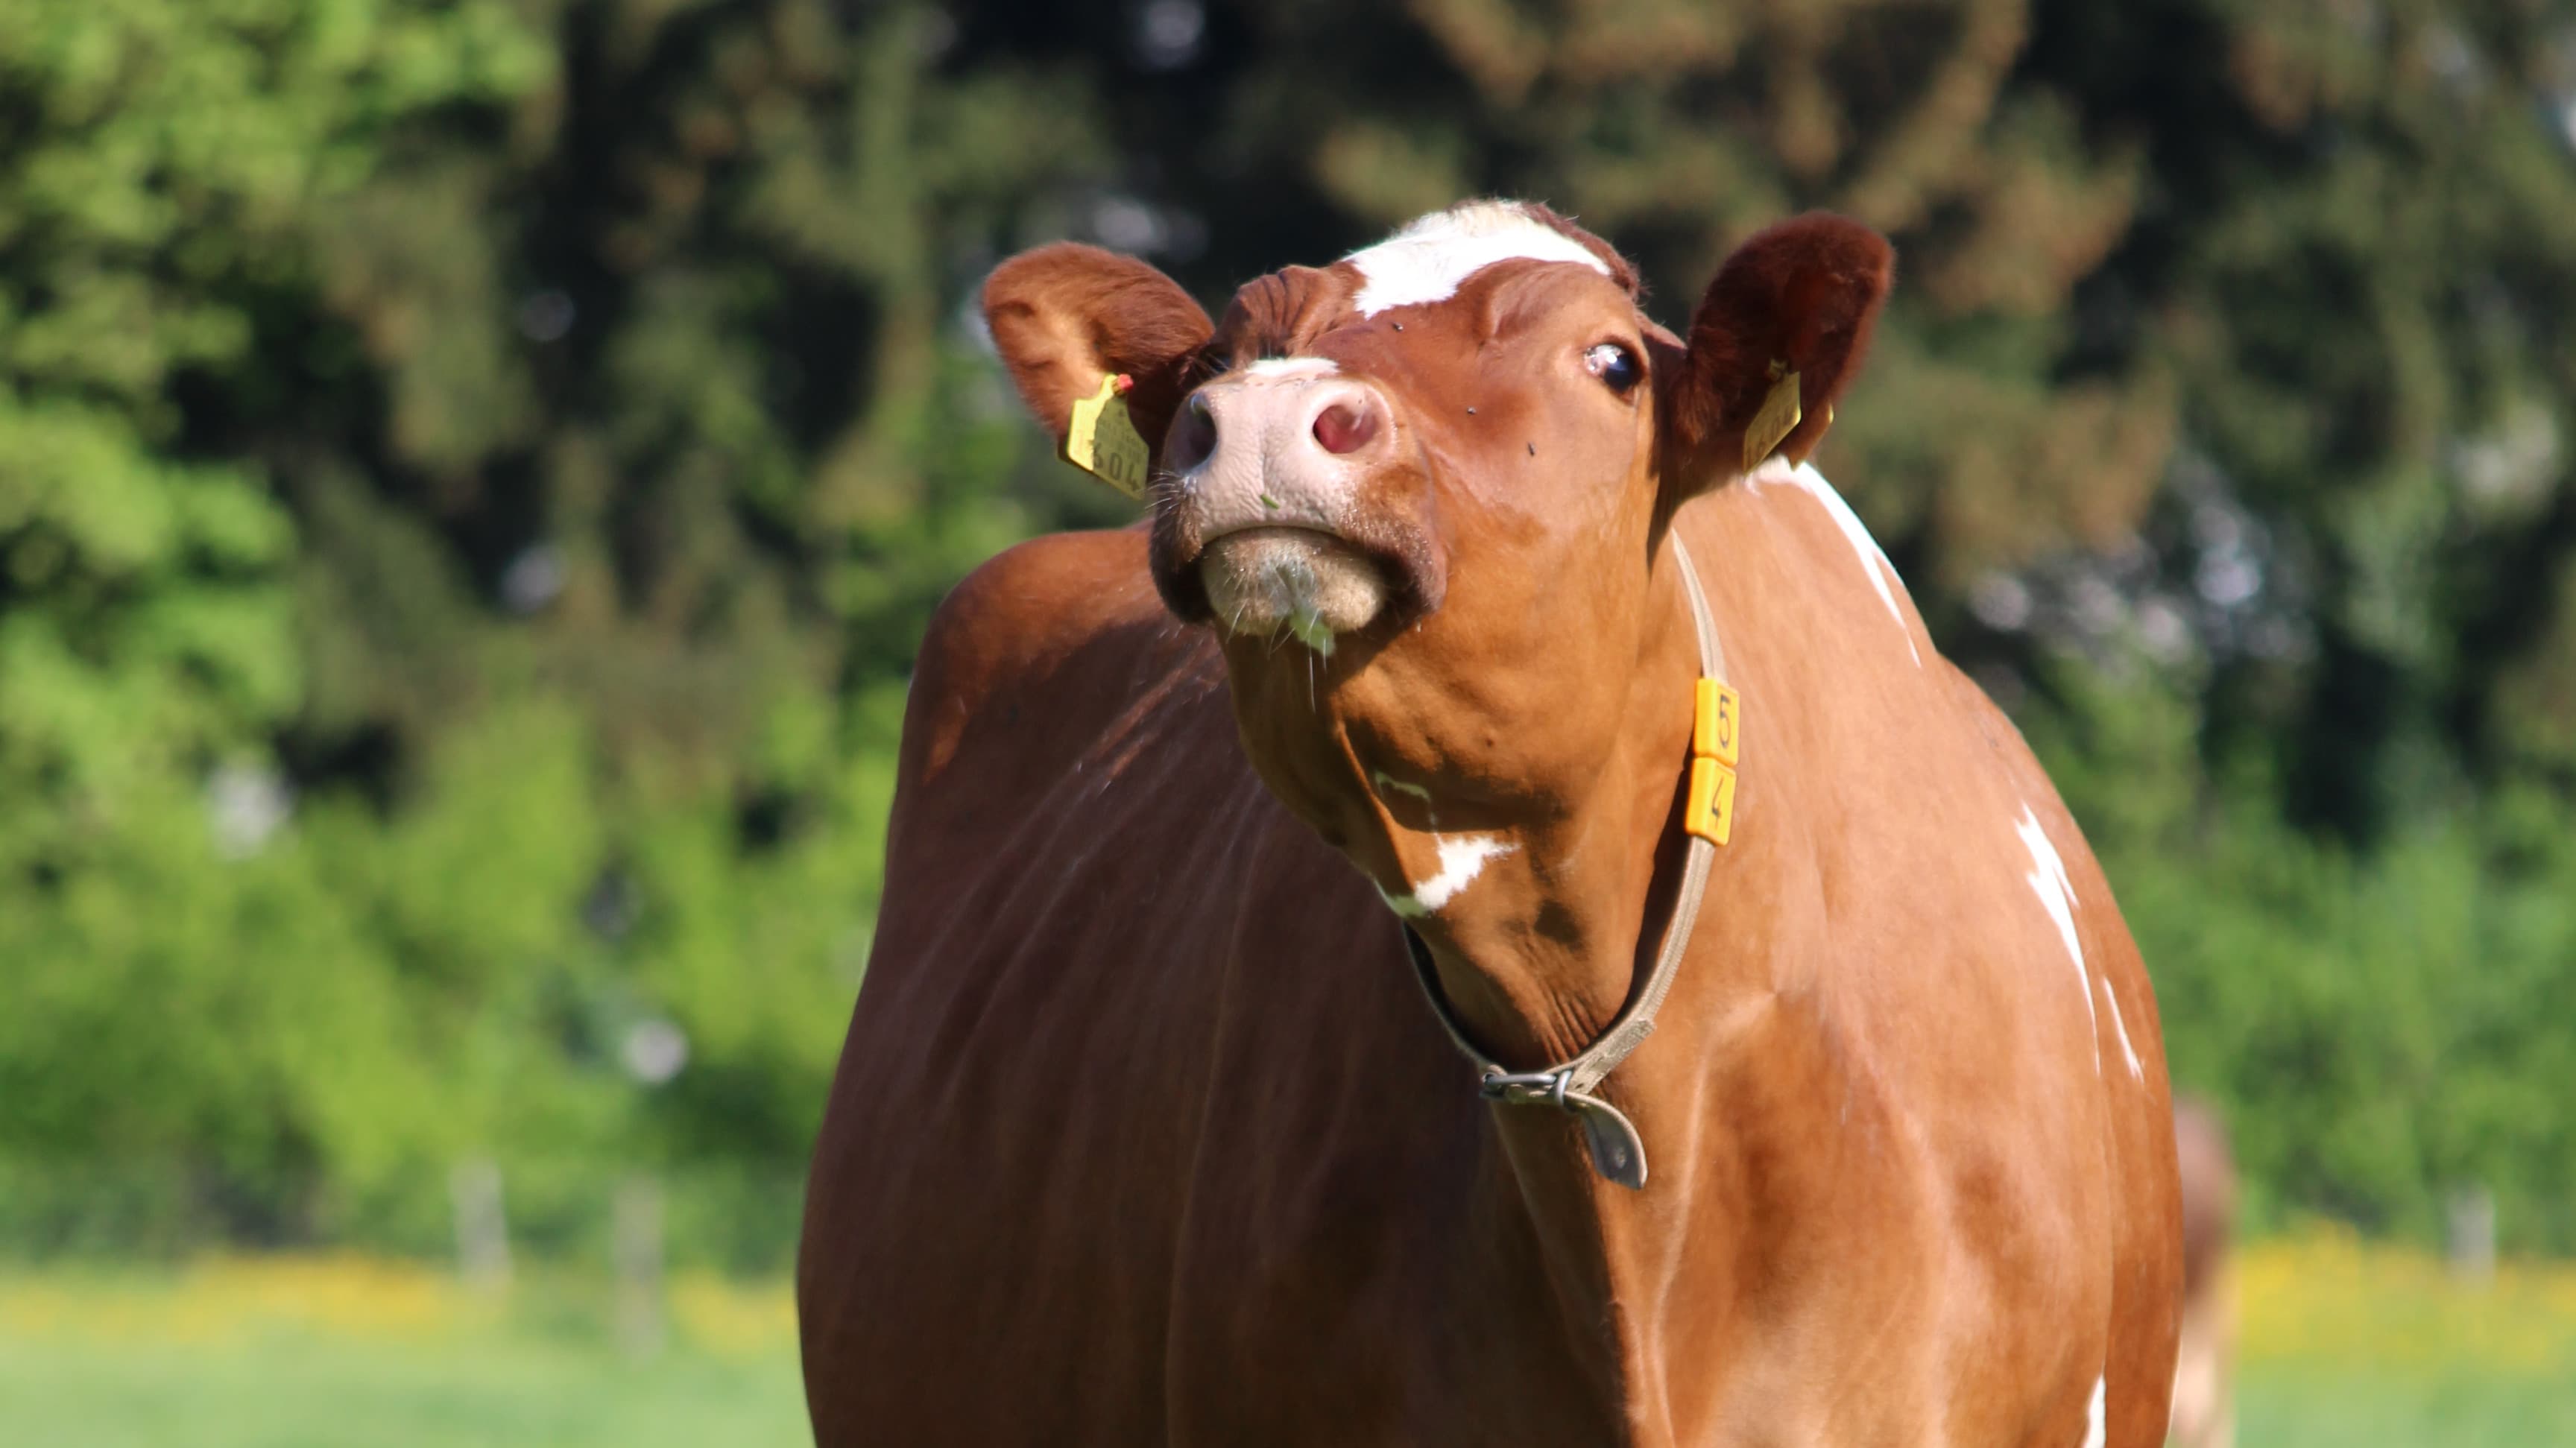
[1169,373,1391,478]
[1313,399,1380,455]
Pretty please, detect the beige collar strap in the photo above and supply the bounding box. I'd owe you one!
[1400,532,1729,1190]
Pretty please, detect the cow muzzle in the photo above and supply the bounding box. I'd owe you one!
[1199,527,1386,653]
[1152,361,1434,650]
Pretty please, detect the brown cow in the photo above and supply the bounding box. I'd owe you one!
[2167,1098,2238,1448]
[801,200,2183,1445]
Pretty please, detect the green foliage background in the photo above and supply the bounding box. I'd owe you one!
[2,0,2574,1262]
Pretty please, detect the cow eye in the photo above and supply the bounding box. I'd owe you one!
[1584,342,1641,394]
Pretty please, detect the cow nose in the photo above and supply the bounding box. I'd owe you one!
[1312,396,1380,455]
[1166,392,1218,475]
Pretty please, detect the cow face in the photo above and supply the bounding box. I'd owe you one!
[986,203,1888,924]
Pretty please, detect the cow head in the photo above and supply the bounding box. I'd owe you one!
[986,202,1890,1053]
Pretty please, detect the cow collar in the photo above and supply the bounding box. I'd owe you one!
[1400,531,1733,1192]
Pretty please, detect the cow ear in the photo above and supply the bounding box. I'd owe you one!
[1665,214,1892,487]
[982,243,1214,456]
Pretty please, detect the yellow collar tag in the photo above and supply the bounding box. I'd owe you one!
[1063,373,1152,499]
[1685,678,1742,846]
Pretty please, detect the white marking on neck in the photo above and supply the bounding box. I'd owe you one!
[1243,356,1338,380]
[2081,1374,2106,1448]
[1345,202,1611,317]
[2015,803,2098,1075]
[2099,976,2144,1081]
[1749,458,1922,666]
[1374,834,1515,917]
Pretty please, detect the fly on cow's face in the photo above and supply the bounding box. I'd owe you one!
[1584,341,1642,395]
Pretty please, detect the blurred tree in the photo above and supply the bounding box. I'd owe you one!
[0,0,1124,1250]
[2025,0,2576,843]
[0,0,542,1230]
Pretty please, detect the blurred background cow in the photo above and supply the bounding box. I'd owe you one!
[2169,1098,2239,1448]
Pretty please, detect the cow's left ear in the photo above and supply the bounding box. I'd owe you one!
[982,243,1214,457]
[1664,214,1892,488]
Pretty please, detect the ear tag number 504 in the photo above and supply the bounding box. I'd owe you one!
[1064,374,1151,500]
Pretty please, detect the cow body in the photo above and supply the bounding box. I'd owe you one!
[801,202,2182,1445]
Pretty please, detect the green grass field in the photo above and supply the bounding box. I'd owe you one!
[0,1258,806,1447]
[1,1335,805,1448]
[3,1233,2572,1445]
[2241,1372,2576,1447]
[2227,1228,2576,1447]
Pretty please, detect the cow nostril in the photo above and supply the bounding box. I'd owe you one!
[1313,400,1379,456]
[1166,392,1216,474]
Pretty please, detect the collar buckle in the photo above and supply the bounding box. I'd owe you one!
[1480,1068,1575,1111]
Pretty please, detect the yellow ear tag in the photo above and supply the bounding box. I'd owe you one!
[1063,373,1152,499]
[1742,365,1802,473]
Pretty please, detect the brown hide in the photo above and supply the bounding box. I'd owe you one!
[801,203,2183,1446]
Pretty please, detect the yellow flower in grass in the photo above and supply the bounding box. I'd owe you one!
[669,1272,797,1357]
[2238,1226,2576,1377]
[0,1256,486,1346]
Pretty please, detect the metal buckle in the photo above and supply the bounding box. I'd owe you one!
[1479,1069,1574,1112]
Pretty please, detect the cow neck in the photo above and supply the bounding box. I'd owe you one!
[1398,531,1727,1192]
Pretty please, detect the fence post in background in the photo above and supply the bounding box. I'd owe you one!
[614,1173,666,1359]
[2446,1185,2496,1283]
[449,1157,512,1297]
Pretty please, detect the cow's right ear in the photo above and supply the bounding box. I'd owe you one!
[982,243,1214,457]
[1663,214,1892,490]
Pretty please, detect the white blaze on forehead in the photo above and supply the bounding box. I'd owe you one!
[2016,803,2098,1075]
[1374,833,1515,917]
[1749,458,1922,667]
[2081,1375,2106,1448]
[1242,356,1339,379]
[1344,201,1611,317]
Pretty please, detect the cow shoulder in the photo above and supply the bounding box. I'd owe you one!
[899,526,1165,782]
[890,526,1230,891]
